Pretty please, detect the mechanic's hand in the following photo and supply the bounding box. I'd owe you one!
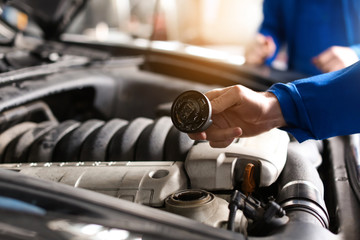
[188,85,286,148]
[312,46,359,73]
[245,34,276,65]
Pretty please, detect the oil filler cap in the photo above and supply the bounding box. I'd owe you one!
[171,90,212,133]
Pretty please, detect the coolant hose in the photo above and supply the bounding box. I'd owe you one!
[277,141,329,228]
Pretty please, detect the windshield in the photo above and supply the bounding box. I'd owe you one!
[64,0,262,65]
[66,0,157,43]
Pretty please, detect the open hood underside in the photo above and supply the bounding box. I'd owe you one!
[3,0,87,39]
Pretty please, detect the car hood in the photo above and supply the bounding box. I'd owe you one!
[3,0,87,39]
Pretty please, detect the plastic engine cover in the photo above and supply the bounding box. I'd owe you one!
[5,161,187,207]
[185,128,290,190]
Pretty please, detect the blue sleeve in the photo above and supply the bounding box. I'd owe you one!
[259,0,285,64]
[268,61,360,142]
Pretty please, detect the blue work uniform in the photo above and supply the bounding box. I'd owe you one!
[260,0,360,75]
[268,61,360,142]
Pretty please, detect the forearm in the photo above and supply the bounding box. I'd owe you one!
[258,91,286,131]
[268,61,360,142]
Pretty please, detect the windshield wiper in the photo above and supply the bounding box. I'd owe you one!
[0,55,89,86]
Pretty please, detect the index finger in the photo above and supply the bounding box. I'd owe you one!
[205,86,232,100]
[209,85,243,114]
[314,48,334,66]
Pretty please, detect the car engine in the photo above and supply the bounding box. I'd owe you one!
[0,37,350,239]
[0,0,358,237]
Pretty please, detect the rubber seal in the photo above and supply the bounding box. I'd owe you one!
[171,90,212,133]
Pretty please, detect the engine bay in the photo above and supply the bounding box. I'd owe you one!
[0,0,358,238]
[0,40,356,239]
[0,56,329,236]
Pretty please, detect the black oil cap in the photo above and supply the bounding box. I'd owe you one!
[171,90,212,133]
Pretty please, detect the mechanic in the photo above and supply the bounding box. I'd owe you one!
[245,0,360,75]
[188,61,360,148]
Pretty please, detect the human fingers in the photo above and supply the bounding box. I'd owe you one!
[188,131,206,141]
[254,41,270,56]
[245,34,270,64]
[210,85,244,114]
[313,51,347,73]
[312,48,334,70]
[264,36,276,56]
[312,46,358,72]
[205,86,232,100]
[314,47,335,65]
[204,126,242,142]
[209,139,235,148]
[255,33,267,43]
[245,48,267,64]
[319,58,344,73]
[312,56,327,73]
[324,46,359,68]
[188,126,242,147]
[211,113,232,129]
